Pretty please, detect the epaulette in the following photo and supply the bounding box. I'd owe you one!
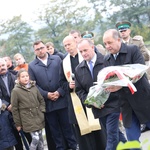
[132,35,143,41]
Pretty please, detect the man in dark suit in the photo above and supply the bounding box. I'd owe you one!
[28,40,77,150]
[103,29,150,143]
[59,35,107,150]
[0,58,31,150]
[75,39,126,150]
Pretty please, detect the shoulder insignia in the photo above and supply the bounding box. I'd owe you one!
[132,35,143,41]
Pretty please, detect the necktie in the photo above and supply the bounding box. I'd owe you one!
[88,60,93,78]
[114,54,117,60]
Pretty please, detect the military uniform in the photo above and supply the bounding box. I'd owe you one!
[127,35,149,61]
[81,31,94,39]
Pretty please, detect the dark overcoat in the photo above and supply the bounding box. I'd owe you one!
[28,54,66,113]
[75,52,107,150]
[0,72,16,103]
[75,52,121,119]
[0,110,17,149]
[104,43,150,127]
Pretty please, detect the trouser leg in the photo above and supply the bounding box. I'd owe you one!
[46,111,64,150]
[45,115,56,150]
[125,112,141,141]
[29,130,44,150]
[58,108,77,149]
[100,112,122,150]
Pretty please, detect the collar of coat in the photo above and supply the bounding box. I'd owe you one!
[79,52,104,68]
[34,53,57,66]
[15,80,36,90]
[105,43,127,61]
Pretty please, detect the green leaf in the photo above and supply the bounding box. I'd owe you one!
[117,141,141,150]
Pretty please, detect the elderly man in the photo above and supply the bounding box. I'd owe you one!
[116,21,150,132]
[3,56,17,75]
[103,29,150,145]
[75,39,126,150]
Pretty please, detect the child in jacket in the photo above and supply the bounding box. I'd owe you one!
[11,69,45,150]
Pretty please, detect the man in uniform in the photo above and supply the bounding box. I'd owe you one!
[116,21,149,62]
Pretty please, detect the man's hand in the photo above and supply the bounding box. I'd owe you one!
[53,91,60,100]
[48,91,60,101]
[69,81,75,89]
[105,86,122,92]
[16,126,21,132]
[48,92,55,100]
[7,104,12,111]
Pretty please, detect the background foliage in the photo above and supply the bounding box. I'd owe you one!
[0,0,150,63]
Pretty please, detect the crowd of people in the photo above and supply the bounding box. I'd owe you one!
[0,21,150,150]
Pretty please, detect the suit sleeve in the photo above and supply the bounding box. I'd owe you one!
[36,87,46,113]
[75,69,88,104]
[59,62,70,94]
[28,64,48,99]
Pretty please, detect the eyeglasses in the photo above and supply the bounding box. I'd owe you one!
[35,47,45,51]
[120,29,127,33]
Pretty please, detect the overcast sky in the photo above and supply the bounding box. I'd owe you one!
[0,0,49,21]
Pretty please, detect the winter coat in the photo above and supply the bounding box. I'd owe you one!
[75,52,121,118]
[104,43,150,127]
[11,81,45,133]
[0,71,16,104]
[128,36,149,61]
[28,54,66,113]
[14,63,28,71]
[0,109,17,149]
